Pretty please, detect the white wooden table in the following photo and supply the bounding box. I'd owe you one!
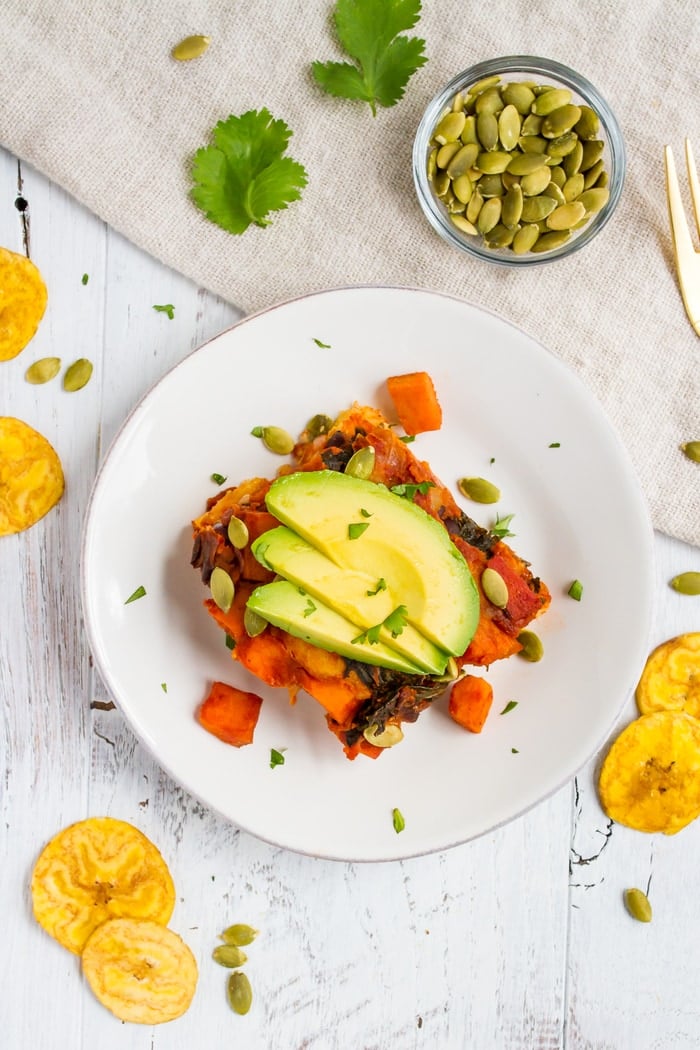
[3,147,700,1050]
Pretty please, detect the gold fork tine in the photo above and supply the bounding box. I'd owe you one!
[664,143,700,336]
[685,138,700,238]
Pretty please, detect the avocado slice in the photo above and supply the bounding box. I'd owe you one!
[246,580,424,674]
[265,470,479,657]
[252,525,450,674]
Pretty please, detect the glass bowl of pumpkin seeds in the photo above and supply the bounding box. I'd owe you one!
[413,56,625,264]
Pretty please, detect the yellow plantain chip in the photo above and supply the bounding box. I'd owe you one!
[598,711,700,834]
[0,417,64,535]
[31,817,176,955]
[636,632,700,718]
[82,918,198,1024]
[0,246,48,360]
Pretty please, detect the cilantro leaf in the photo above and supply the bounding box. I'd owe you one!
[153,303,175,319]
[312,0,427,115]
[383,605,408,638]
[366,577,387,596]
[270,748,286,769]
[191,109,308,235]
[390,481,434,500]
[491,513,516,539]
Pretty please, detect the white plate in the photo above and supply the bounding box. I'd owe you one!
[82,286,654,862]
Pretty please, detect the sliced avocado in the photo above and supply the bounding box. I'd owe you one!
[265,470,479,656]
[246,580,424,674]
[252,525,449,674]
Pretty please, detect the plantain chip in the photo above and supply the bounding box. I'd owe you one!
[31,817,176,954]
[0,246,48,360]
[0,417,64,535]
[598,711,700,834]
[636,632,700,718]
[82,917,198,1024]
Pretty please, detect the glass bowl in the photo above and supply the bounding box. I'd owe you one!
[412,55,626,265]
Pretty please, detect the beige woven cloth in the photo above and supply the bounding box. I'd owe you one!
[1,0,699,545]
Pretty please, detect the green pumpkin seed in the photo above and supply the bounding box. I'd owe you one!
[63,358,93,392]
[210,566,234,613]
[436,141,461,168]
[227,516,249,549]
[547,201,586,230]
[518,135,547,154]
[451,91,465,113]
[227,972,253,1015]
[520,113,543,136]
[516,630,544,662]
[345,445,375,479]
[466,188,484,223]
[507,152,548,176]
[529,230,571,252]
[481,566,509,608]
[447,143,479,178]
[467,74,502,95]
[595,170,609,189]
[574,105,599,140]
[476,150,512,174]
[577,187,610,213]
[306,413,333,439]
[474,87,504,114]
[543,183,566,205]
[670,572,700,595]
[450,214,478,235]
[261,426,295,455]
[171,34,210,61]
[212,944,248,968]
[512,224,540,253]
[452,174,474,204]
[546,131,578,158]
[681,441,700,462]
[434,111,466,144]
[363,723,404,747]
[549,165,567,187]
[520,195,557,222]
[484,223,517,248]
[221,924,259,947]
[501,171,521,191]
[563,140,584,177]
[502,185,524,228]
[624,888,652,923]
[521,167,552,197]
[532,88,572,115]
[501,82,535,115]
[25,357,61,384]
[460,115,479,145]
[243,605,268,637]
[476,112,499,151]
[541,104,582,138]
[458,476,501,503]
[433,170,450,196]
[498,105,521,150]
[583,159,605,188]
[580,139,605,171]
[477,173,505,198]
[562,173,585,202]
[476,197,502,234]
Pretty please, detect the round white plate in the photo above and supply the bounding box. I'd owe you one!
[81,286,654,862]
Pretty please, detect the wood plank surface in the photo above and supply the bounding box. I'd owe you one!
[2,148,700,1049]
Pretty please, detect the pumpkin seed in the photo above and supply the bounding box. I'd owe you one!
[477,150,512,174]
[478,173,504,198]
[519,135,547,155]
[452,174,474,204]
[434,111,466,143]
[521,166,551,196]
[507,151,548,176]
[520,113,543,136]
[577,187,610,213]
[306,413,333,439]
[681,441,700,462]
[450,214,478,235]
[171,34,210,61]
[210,566,234,613]
[227,516,249,549]
[670,572,700,595]
[498,105,521,150]
[546,131,578,157]
[63,358,93,392]
[520,195,557,222]
[458,476,501,503]
[460,115,479,144]
[485,223,517,248]
[221,924,259,947]
[546,201,586,230]
[475,87,504,115]
[243,606,268,637]
[481,566,509,608]
[532,88,572,115]
[261,426,294,455]
[363,723,404,747]
[466,188,484,223]
[437,141,461,168]
[543,183,566,205]
[541,104,582,138]
[549,165,567,187]
[530,230,571,252]
[562,173,585,202]
[212,944,248,968]
[427,148,438,180]
[583,159,605,188]
[563,140,584,176]
[502,185,524,228]
[227,972,253,1015]
[516,630,544,662]
[502,83,535,115]
[580,139,605,170]
[624,888,652,923]
[477,197,502,234]
[433,170,450,196]
[476,112,499,151]
[345,445,375,479]
[447,143,479,178]
[467,74,501,95]
[25,357,61,384]
[512,224,540,253]
[451,92,465,113]
[574,105,599,140]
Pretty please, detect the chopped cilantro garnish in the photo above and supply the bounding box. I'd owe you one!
[549,442,561,448]
[250,425,264,437]
[270,748,286,769]
[225,634,236,650]
[124,585,146,604]
[312,0,427,116]
[390,481,434,500]
[191,109,308,234]
[383,605,408,638]
[399,434,416,443]
[568,579,583,601]
[161,682,168,693]
[366,577,387,596]
[302,599,317,618]
[313,337,332,348]
[511,747,519,753]
[500,700,518,715]
[491,513,516,539]
[153,303,175,319]
[348,521,370,539]
[81,273,89,285]
[360,507,372,518]
[392,807,406,834]
[211,472,227,485]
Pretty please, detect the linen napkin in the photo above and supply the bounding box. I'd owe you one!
[1,0,698,546]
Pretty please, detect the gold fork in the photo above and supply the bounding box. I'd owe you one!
[664,138,700,336]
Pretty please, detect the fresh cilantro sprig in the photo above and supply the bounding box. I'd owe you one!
[191,109,308,235]
[491,513,516,539]
[352,605,408,645]
[390,481,434,500]
[312,0,427,116]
